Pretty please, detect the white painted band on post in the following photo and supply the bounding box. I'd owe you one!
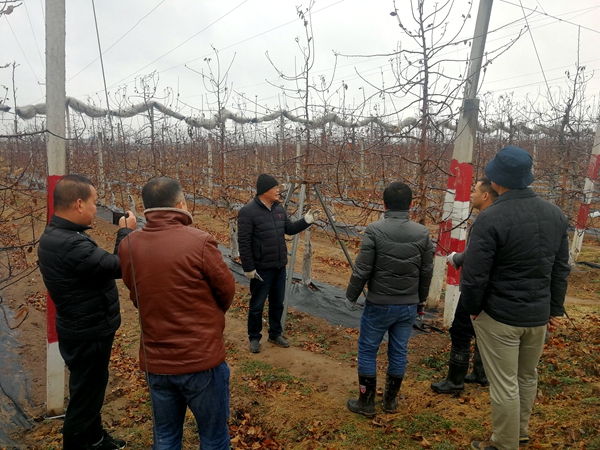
[46,341,64,416]
[427,254,449,308]
[450,200,470,242]
[444,283,461,328]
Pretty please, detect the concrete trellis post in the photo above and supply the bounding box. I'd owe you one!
[97,132,106,206]
[302,229,312,285]
[279,114,284,165]
[295,141,301,178]
[230,218,240,259]
[207,141,214,198]
[359,139,365,188]
[571,121,600,261]
[427,0,493,328]
[45,0,66,417]
[443,101,477,327]
[427,160,458,309]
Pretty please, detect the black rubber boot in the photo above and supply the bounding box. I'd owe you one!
[430,347,470,394]
[465,342,489,386]
[382,373,403,413]
[347,375,376,417]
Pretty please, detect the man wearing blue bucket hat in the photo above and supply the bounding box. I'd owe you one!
[461,146,571,450]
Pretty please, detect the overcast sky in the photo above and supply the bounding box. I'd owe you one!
[1,0,599,125]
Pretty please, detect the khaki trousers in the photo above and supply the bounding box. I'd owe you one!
[472,311,546,450]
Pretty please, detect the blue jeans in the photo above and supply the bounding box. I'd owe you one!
[357,302,417,377]
[147,361,230,450]
[248,267,286,341]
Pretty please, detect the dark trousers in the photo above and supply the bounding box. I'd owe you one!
[448,296,475,351]
[247,267,286,341]
[58,333,115,449]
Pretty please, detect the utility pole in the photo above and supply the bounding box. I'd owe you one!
[427,0,493,328]
[45,0,66,416]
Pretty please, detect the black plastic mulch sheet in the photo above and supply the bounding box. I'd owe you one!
[0,304,34,449]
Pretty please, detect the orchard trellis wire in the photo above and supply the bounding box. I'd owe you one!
[1,93,598,238]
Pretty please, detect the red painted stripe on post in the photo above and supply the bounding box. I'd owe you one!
[435,220,452,256]
[46,174,63,345]
[454,161,473,202]
[587,154,600,180]
[446,266,460,286]
[46,292,59,344]
[47,175,62,223]
[576,203,591,230]
[446,238,467,285]
[450,237,467,254]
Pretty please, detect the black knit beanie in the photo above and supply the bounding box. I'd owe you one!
[256,174,278,195]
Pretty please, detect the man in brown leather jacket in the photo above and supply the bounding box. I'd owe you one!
[119,177,235,450]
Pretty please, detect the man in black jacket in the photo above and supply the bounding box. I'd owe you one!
[461,147,571,450]
[38,175,136,450]
[344,182,434,417]
[237,174,320,353]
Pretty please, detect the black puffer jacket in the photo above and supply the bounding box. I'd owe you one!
[37,215,132,340]
[461,188,571,327]
[346,210,434,304]
[237,197,310,272]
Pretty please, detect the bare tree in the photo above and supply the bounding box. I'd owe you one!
[339,0,525,223]
[188,46,235,183]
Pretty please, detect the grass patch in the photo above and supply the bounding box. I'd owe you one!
[421,353,448,370]
[340,351,358,361]
[235,360,311,396]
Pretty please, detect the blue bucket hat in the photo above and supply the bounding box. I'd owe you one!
[484,146,534,189]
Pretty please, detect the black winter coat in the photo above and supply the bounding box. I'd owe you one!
[346,210,434,305]
[461,188,571,327]
[237,197,310,272]
[38,215,132,340]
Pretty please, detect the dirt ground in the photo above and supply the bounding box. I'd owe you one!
[2,204,600,449]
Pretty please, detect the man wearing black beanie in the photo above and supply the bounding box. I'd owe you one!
[238,174,320,353]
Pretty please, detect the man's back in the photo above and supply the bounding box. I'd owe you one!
[38,215,123,340]
[346,210,434,303]
[119,209,235,374]
[462,188,571,327]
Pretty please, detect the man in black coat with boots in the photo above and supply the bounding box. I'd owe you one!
[431,177,497,394]
[238,174,320,354]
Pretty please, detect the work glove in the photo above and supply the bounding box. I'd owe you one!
[345,298,358,311]
[417,302,426,316]
[446,252,458,269]
[304,208,321,224]
[244,270,257,280]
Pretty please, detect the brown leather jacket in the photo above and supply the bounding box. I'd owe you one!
[119,208,235,374]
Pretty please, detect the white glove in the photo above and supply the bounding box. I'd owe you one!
[345,298,358,311]
[447,252,458,269]
[304,208,321,224]
[245,270,257,280]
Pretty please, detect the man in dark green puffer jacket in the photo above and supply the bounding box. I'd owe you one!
[345,181,434,417]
